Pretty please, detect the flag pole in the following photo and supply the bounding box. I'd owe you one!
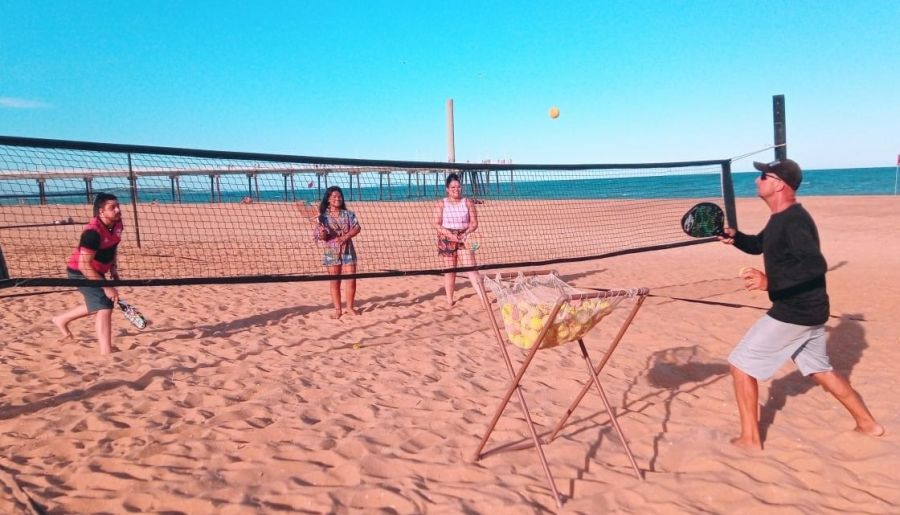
[895,154,899,195]
[894,163,898,195]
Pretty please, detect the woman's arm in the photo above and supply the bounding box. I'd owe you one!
[464,198,478,235]
[335,211,362,244]
[341,222,361,241]
[432,200,450,237]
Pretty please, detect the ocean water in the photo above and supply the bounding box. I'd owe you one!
[1,166,896,205]
[732,167,896,197]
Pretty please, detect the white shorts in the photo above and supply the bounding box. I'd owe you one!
[728,315,832,381]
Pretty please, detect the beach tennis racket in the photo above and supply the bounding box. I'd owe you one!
[681,202,725,238]
[295,201,328,238]
[118,299,147,329]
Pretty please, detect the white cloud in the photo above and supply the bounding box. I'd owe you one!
[0,96,51,109]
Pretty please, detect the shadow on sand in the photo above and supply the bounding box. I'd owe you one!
[639,345,731,471]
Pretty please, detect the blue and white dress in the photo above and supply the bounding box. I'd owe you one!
[314,210,360,266]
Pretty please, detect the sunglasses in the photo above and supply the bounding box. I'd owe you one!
[759,159,784,181]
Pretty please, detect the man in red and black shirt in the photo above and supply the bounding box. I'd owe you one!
[52,193,124,355]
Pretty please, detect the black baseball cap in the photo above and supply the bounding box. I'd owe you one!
[753,159,802,190]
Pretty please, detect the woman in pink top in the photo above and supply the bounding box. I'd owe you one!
[432,173,486,306]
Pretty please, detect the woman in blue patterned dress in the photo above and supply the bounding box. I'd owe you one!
[312,186,361,318]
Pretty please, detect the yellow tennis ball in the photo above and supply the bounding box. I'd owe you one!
[528,316,545,331]
[549,106,560,119]
[501,303,514,321]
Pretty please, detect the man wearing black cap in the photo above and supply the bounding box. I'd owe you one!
[719,159,883,450]
[51,193,124,355]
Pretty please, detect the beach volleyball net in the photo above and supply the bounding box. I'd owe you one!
[0,135,735,288]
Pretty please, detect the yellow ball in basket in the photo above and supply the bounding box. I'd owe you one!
[526,316,546,331]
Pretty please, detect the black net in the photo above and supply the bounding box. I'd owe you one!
[0,136,735,287]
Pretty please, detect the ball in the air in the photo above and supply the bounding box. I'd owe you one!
[549,106,560,119]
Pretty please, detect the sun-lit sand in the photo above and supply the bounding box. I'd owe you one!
[1,196,898,513]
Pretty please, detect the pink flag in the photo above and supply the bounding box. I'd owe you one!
[897,154,900,166]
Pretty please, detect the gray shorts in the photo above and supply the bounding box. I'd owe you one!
[729,315,832,381]
[68,269,114,313]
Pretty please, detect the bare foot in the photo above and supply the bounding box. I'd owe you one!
[345,308,359,316]
[855,422,885,437]
[446,297,455,307]
[730,437,763,451]
[52,316,74,342]
[330,310,342,320]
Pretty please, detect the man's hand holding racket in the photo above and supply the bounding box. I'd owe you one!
[718,227,736,245]
[103,286,119,304]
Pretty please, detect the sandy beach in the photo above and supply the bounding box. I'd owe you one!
[1,196,898,513]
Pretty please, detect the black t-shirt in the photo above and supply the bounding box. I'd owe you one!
[79,229,118,265]
[734,203,829,326]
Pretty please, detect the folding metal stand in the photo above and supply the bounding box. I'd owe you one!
[472,270,648,508]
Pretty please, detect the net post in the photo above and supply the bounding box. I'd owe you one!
[84,176,93,205]
[0,245,10,283]
[127,153,143,249]
[290,173,295,201]
[773,94,786,160]
[721,161,738,230]
[348,171,353,200]
[37,178,46,205]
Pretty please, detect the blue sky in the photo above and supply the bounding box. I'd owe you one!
[2,1,898,169]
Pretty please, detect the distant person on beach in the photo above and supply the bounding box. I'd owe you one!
[719,159,883,449]
[308,186,361,319]
[51,193,124,355]
[433,173,486,307]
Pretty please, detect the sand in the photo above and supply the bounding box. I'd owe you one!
[0,196,898,513]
